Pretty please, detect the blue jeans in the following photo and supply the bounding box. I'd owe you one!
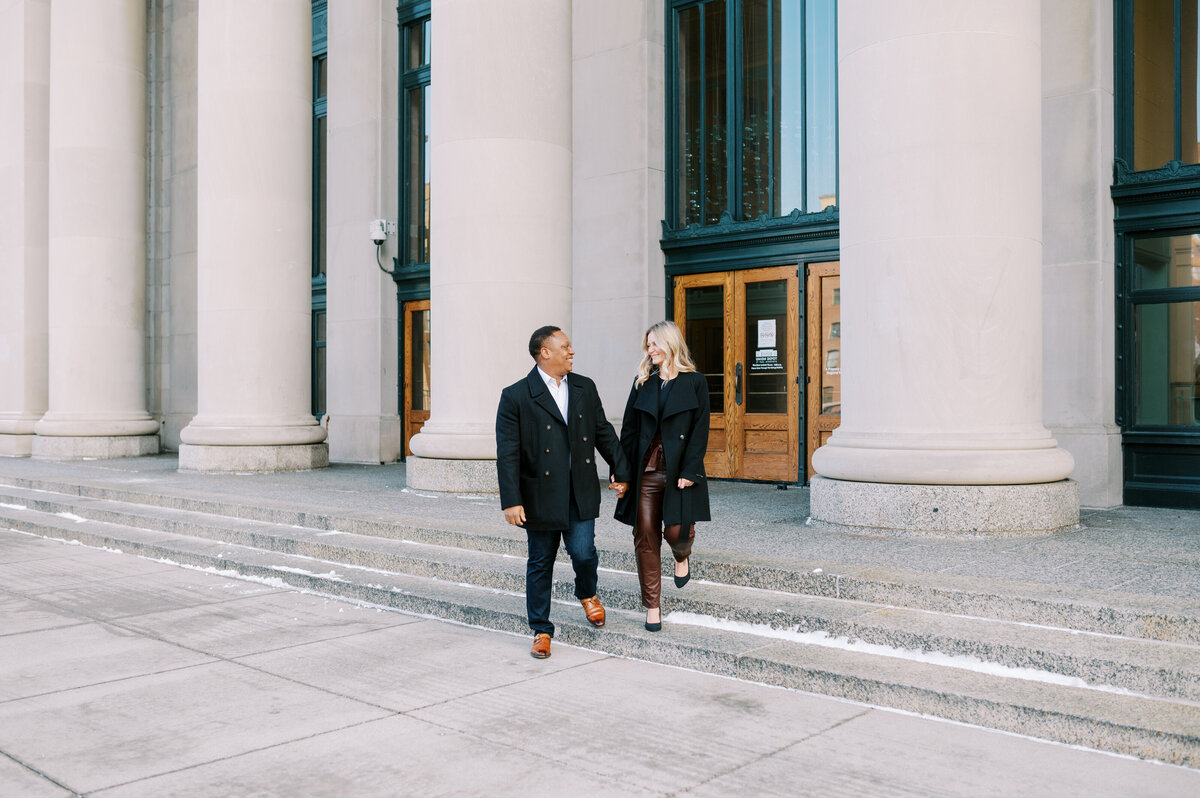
[525,502,598,637]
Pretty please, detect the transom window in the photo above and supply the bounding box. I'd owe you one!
[669,0,837,229]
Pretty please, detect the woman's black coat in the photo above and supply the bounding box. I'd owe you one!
[614,370,711,528]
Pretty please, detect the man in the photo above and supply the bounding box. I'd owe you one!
[496,326,630,659]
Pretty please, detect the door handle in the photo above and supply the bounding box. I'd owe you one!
[735,362,743,406]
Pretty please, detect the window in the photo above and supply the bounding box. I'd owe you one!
[401,7,431,267]
[1128,0,1198,171]
[311,0,327,418]
[1114,1,1200,507]
[668,0,838,229]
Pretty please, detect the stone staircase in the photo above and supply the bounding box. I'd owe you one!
[1,475,1198,768]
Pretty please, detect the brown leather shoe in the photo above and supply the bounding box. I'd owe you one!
[530,633,551,659]
[580,595,605,627]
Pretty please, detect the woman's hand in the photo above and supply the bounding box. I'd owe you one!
[677,477,694,489]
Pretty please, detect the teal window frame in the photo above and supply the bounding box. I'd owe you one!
[1113,0,1200,508]
[662,0,839,280]
[663,0,839,238]
[395,0,431,301]
[311,0,327,419]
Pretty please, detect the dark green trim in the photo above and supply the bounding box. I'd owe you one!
[1112,0,1200,507]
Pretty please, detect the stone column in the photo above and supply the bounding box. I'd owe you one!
[178,0,327,472]
[407,0,572,491]
[811,0,1078,532]
[34,0,160,458]
[0,0,49,456]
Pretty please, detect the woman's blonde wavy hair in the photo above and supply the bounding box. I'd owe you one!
[635,320,698,386]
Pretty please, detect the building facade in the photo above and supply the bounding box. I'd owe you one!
[1,0,1198,523]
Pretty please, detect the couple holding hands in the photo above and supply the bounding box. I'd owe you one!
[495,321,711,659]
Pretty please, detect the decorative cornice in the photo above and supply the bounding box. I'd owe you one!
[1113,157,1200,186]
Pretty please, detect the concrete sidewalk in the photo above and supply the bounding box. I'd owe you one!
[3,528,1199,797]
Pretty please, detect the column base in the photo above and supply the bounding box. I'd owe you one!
[406,456,498,493]
[809,475,1079,533]
[178,443,329,473]
[0,435,35,457]
[32,435,161,460]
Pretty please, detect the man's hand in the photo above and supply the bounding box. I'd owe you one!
[608,477,628,499]
[503,505,526,526]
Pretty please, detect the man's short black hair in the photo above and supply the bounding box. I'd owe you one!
[529,326,562,360]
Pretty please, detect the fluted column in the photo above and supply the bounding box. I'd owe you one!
[0,0,49,456]
[33,0,160,458]
[407,0,572,491]
[811,0,1078,532]
[178,0,327,472]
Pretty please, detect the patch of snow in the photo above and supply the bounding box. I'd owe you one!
[55,512,87,523]
[664,611,1139,696]
[0,503,27,510]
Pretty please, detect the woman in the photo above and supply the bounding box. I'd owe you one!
[614,321,710,631]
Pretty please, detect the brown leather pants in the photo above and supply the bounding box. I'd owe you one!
[633,437,695,609]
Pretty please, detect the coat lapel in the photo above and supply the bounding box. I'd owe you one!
[525,367,566,426]
[661,373,700,419]
[632,374,660,420]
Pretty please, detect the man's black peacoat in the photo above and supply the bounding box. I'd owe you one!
[614,370,711,529]
[496,368,630,531]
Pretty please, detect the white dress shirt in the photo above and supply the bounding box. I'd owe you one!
[537,367,569,422]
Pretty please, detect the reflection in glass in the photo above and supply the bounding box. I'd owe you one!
[1133,0,1199,169]
[412,309,431,412]
[316,56,328,99]
[675,0,837,225]
[821,275,841,414]
[677,1,728,226]
[745,280,787,414]
[1134,301,1200,426]
[685,285,725,408]
[315,115,327,277]
[805,0,838,209]
[1134,234,1200,290]
[406,86,430,264]
[313,311,327,417]
[407,20,428,69]
[741,0,770,219]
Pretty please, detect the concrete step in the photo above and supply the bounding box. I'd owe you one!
[2,478,1198,647]
[1,503,1198,768]
[3,483,1199,703]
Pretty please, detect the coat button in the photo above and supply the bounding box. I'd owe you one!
[545,448,550,453]
[582,436,588,442]
[585,458,591,464]
[544,470,550,476]
[679,434,685,439]
[546,425,551,430]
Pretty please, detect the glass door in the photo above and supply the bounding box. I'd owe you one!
[403,300,431,457]
[674,266,801,481]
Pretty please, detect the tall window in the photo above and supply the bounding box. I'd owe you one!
[1114,0,1200,507]
[311,0,327,418]
[401,7,431,268]
[669,0,837,229]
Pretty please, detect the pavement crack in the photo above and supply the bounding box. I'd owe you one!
[664,708,872,796]
[0,748,82,796]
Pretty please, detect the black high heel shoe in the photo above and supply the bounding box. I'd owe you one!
[645,610,661,632]
[674,559,691,589]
